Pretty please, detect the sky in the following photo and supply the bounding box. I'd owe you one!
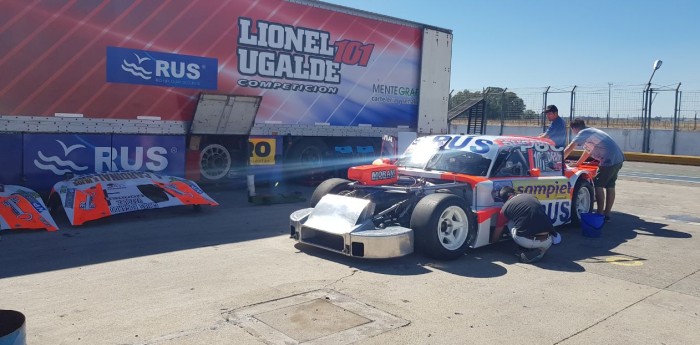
[322,0,700,94]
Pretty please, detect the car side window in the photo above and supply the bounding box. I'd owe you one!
[532,146,564,176]
[493,148,529,177]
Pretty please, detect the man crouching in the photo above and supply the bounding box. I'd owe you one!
[491,186,553,263]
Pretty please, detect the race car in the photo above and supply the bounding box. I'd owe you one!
[290,135,597,260]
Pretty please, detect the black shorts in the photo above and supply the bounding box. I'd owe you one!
[595,162,623,188]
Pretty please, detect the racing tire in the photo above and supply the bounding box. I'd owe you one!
[571,179,594,224]
[309,178,351,207]
[199,143,231,182]
[410,193,475,260]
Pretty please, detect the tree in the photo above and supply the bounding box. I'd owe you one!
[449,87,529,120]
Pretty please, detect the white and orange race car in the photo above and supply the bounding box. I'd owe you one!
[290,135,598,260]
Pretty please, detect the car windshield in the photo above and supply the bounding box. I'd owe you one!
[396,140,493,176]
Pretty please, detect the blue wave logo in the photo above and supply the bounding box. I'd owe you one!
[121,53,153,80]
[33,140,89,175]
[106,46,218,90]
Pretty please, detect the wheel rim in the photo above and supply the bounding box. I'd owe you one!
[437,206,469,250]
[575,186,592,217]
[200,144,231,180]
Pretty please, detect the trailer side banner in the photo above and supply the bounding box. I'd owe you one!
[0,0,422,128]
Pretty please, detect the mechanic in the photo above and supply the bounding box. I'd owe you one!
[491,186,553,263]
[538,104,566,148]
[563,118,624,222]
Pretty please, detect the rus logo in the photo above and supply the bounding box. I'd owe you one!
[34,140,170,175]
[107,46,218,90]
[120,53,201,81]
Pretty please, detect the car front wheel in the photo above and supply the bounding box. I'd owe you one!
[410,193,475,260]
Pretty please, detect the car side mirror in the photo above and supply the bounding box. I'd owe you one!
[530,168,541,177]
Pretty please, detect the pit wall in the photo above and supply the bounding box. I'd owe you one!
[450,125,700,157]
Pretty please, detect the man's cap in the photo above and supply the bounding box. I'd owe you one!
[544,105,558,113]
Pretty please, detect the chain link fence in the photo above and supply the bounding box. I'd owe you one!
[679,91,700,131]
[451,84,700,131]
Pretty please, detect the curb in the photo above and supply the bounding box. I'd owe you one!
[572,150,700,166]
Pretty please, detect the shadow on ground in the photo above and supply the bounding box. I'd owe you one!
[0,181,315,279]
[294,211,692,279]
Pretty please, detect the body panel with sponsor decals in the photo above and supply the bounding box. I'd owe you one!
[49,171,217,226]
[0,184,58,231]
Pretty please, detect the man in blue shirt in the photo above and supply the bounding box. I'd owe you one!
[539,105,566,148]
[564,118,625,222]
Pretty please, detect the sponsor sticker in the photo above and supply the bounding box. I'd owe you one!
[512,180,570,200]
[106,46,218,90]
[249,137,276,165]
[370,169,396,181]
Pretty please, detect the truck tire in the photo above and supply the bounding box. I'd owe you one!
[309,178,351,207]
[571,179,594,224]
[286,139,328,180]
[410,193,474,260]
[199,143,231,182]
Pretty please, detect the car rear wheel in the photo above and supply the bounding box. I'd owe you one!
[411,193,474,260]
[571,179,594,224]
[309,178,351,207]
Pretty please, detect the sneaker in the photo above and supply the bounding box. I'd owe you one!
[604,215,611,222]
[519,248,546,263]
[551,231,562,245]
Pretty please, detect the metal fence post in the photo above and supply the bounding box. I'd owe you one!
[643,87,654,153]
[672,83,681,155]
[568,85,576,143]
[607,83,612,127]
[500,89,507,135]
[542,86,550,130]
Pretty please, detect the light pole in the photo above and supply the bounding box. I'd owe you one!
[643,59,662,153]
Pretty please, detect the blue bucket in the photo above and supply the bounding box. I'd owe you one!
[581,213,605,238]
[0,310,26,345]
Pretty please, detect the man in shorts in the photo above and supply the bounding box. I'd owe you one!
[564,118,624,221]
[491,187,554,263]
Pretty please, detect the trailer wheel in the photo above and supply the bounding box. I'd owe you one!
[410,194,474,260]
[286,139,328,180]
[571,179,594,224]
[200,143,231,181]
[309,178,351,207]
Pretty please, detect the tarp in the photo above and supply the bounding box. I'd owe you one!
[0,185,58,231]
[50,171,218,226]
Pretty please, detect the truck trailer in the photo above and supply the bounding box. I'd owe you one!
[0,0,452,191]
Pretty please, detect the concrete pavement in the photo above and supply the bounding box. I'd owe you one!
[1,173,699,344]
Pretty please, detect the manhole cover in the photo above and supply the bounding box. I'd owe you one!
[254,298,370,342]
[226,289,408,344]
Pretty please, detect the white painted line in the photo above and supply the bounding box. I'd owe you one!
[634,214,700,227]
[622,171,700,179]
[620,174,700,184]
